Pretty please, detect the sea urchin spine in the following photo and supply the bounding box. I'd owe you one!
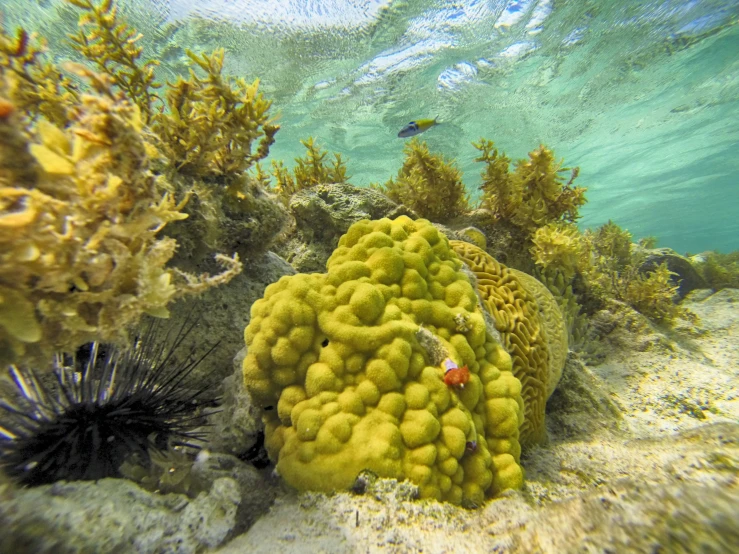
[0,318,216,486]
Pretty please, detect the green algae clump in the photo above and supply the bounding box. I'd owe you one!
[57,0,288,258]
[530,222,583,281]
[67,0,160,123]
[693,251,739,291]
[580,222,688,325]
[621,263,684,324]
[382,138,469,223]
[0,27,78,128]
[153,48,278,180]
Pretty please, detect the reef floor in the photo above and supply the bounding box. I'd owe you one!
[1,290,737,554]
[216,289,739,554]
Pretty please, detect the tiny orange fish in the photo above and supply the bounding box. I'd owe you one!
[443,358,469,388]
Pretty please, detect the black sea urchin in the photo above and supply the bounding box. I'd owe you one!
[0,319,217,486]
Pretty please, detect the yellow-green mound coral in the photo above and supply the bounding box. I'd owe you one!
[449,241,568,446]
[382,139,469,223]
[243,217,524,505]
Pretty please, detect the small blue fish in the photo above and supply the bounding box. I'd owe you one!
[397,117,439,138]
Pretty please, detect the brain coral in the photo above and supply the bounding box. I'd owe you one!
[449,241,567,446]
[243,217,525,505]
[509,268,568,399]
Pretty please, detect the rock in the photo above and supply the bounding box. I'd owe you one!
[0,477,242,554]
[213,463,739,554]
[271,235,333,274]
[448,209,535,272]
[588,299,674,352]
[683,288,715,303]
[276,183,415,272]
[208,348,263,457]
[680,288,739,370]
[191,452,278,535]
[169,179,289,262]
[545,355,623,439]
[290,183,413,242]
[165,250,296,394]
[502,478,739,553]
[639,247,708,298]
[457,226,487,249]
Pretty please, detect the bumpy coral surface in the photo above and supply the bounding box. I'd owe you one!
[449,241,559,446]
[243,217,524,505]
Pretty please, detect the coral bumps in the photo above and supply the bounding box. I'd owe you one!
[243,217,524,505]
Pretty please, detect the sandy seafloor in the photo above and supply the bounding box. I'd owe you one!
[216,289,739,554]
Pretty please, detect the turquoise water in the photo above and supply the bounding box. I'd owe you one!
[7,0,739,254]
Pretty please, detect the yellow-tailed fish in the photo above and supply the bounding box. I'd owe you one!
[397,117,439,138]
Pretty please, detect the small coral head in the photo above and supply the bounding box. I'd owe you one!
[443,359,470,388]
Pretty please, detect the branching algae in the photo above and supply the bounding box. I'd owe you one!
[579,222,688,324]
[0,27,78,127]
[270,136,349,204]
[0,5,248,365]
[382,138,469,223]
[67,0,161,123]
[474,139,586,236]
[154,48,278,180]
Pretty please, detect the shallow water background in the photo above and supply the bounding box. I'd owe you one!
[6,0,738,253]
